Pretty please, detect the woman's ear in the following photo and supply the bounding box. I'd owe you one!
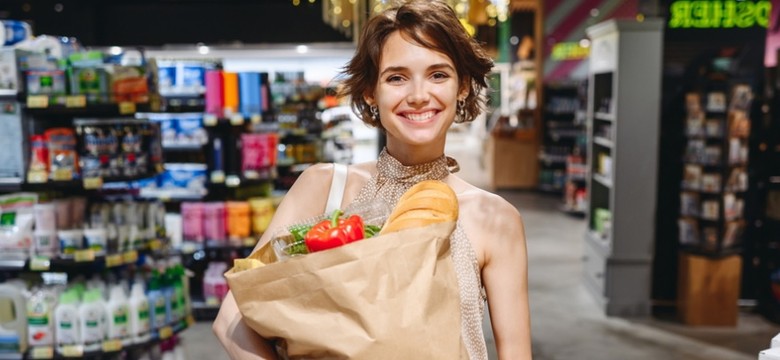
[363,92,375,106]
[459,78,471,100]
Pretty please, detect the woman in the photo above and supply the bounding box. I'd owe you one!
[213,1,531,359]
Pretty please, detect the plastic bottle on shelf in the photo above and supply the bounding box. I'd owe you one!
[161,268,174,326]
[163,267,179,325]
[79,288,106,352]
[0,282,27,354]
[54,290,81,353]
[128,282,150,344]
[171,263,188,323]
[105,285,130,345]
[147,272,167,332]
[26,287,55,348]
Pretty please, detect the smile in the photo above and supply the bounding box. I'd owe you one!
[402,110,437,122]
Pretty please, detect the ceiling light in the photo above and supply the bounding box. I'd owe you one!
[109,46,123,55]
[296,45,309,54]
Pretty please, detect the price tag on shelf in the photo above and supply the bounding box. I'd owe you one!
[27,95,49,108]
[105,254,123,268]
[118,101,136,114]
[203,114,218,127]
[123,250,138,264]
[230,114,244,126]
[205,296,219,307]
[27,170,48,184]
[52,169,74,181]
[210,170,225,184]
[74,249,95,263]
[148,239,163,251]
[65,95,87,108]
[61,344,84,357]
[225,175,241,188]
[242,238,257,247]
[250,114,262,124]
[30,346,54,359]
[101,339,122,352]
[83,177,103,190]
[30,256,51,271]
[159,326,173,340]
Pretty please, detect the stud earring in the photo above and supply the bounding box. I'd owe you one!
[369,105,379,122]
[456,99,466,123]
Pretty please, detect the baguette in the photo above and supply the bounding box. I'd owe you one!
[380,180,458,235]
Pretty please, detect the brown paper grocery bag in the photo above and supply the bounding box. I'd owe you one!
[225,221,468,360]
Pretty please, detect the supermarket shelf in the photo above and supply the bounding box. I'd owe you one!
[21,321,189,360]
[585,230,612,258]
[538,153,567,164]
[538,184,564,193]
[594,112,615,122]
[593,173,613,188]
[138,188,208,201]
[0,353,22,360]
[593,136,614,148]
[23,98,153,117]
[161,143,207,151]
[0,258,27,270]
[0,177,23,192]
[0,242,170,272]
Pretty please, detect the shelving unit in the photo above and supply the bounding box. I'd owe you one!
[677,85,753,255]
[538,83,581,193]
[756,65,780,323]
[582,18,664,317]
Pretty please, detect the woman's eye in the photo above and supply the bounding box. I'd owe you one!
[386,75,405,83]
[431,72,450,80]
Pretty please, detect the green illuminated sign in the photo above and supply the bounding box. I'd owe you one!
[668,0,770,28]
[551,42,590,61]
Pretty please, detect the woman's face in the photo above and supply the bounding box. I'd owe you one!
[370,31,463,156]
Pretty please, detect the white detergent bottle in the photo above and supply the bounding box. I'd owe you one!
[0,283,27,354]
[54,290,81,353]
[26,287,54,348]
[79,289,106,352]
[128,282,150,344]
[105,285,130,346]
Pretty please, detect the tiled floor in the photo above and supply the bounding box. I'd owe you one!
[182,130,780,359]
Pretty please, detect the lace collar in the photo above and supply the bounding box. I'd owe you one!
[375,148,459,184]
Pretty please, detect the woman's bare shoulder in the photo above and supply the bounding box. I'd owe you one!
[447,177,520,220]
[446,177,524,262]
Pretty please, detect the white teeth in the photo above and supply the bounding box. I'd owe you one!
[405,111,435,122]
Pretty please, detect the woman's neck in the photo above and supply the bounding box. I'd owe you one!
[384,143,445,166]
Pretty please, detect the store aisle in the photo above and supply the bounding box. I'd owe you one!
[182,130,778,359]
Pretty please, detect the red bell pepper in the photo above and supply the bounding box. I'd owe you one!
[304,209,365,252]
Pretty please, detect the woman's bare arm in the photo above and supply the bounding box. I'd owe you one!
[212,164,337,359]
[470,193,532,359]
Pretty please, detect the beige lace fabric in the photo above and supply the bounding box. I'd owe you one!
[353,149,488,360]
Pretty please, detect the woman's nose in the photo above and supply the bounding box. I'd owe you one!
[406,81,430,104]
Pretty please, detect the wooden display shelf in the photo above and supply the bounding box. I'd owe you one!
[677,251,741,326]
[484,134,538,190]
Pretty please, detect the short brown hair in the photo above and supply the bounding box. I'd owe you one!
[339,0,494,127]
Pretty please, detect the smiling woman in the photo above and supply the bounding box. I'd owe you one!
[212,1,531,359]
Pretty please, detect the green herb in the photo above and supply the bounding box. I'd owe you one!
[287,224,313,255]
[289,224,312,242]
[364,224,382,238]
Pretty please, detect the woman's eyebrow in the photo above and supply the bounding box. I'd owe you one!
[379,63,455,77]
